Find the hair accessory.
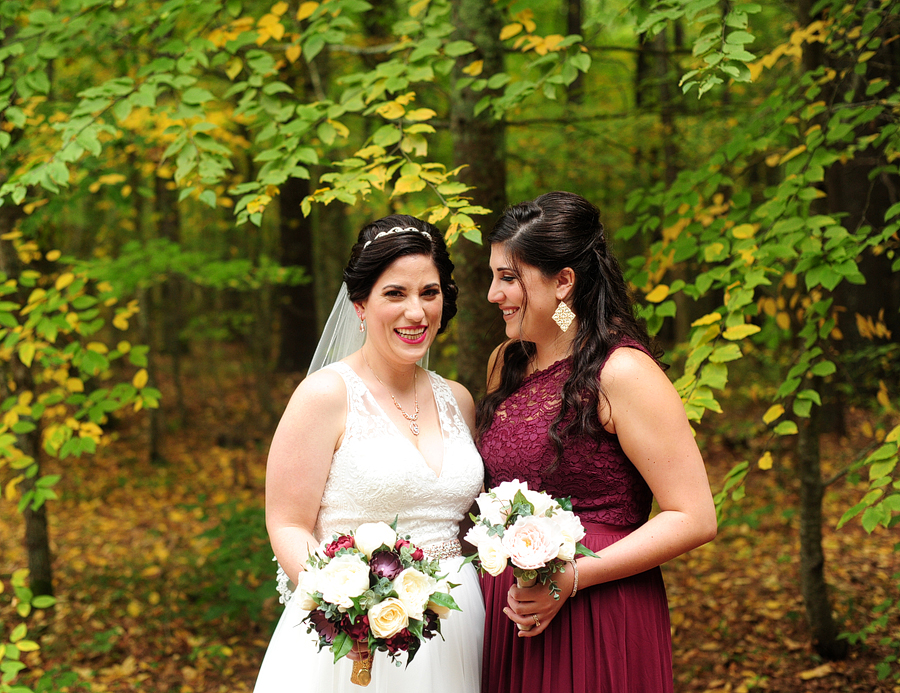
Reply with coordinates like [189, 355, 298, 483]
[552, 301, 576, 332]
[363, 226, 432, 250]
[362, 350, 420, 435]
[568, 559, 579, 598]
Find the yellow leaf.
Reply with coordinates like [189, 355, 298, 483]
[127, 600, 143, 617]
[117, 340, 131, 354]
[5, 475, 23, 501]
[409, 0, 429, 17]
[877, 384, 890, 409]
[18, 342, 36, 368]
[46, 249, 61, 262]
[296, 1, 318, 20]
[885, 424, 900, 443]
[645, 285, 669, 303]
[66, 378, 85, 393]
[731, 223, 756, 239]
[285, 44, 301, 63]
[543, 34, 564, 52]
[87, 342, 108, 354]
[405, 108, 436, 122]
[225, 58, 243, 80]
[393, 175, 426, 196]
[462, 60, 483, 76]
[799, 663, 833, 680]
[376, 102, 406, 120]
[765, 153, 781, 167]
[428, 206, 450, 224]
[758, 452, 774, 470]
[776, 312, 791, 330]
[691, 312, 722, 327]
[16, 640, 39, 652]
[271, 1, 288, 16]
[113, 314, 130, 330]
[858, 51, 875, 63]
[133, 369, 149, 390]
[778, 144, 807, 165]
[722, 324, 761, 341]
[763, 404, 784, 424]
[55, 273, 75, 291]
[500, 23, 523, 41]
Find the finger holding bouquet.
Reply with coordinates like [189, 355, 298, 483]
[464, 480, 598, 636]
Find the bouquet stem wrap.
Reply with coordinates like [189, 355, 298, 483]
[350, 651, 373, 687]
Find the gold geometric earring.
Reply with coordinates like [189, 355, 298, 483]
[551, 301, 576, 332]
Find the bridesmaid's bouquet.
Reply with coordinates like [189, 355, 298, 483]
[464, 480, 598, 600]
[296, 520, 460, 686]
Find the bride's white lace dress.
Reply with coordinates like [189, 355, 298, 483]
[253, 362, 485, 692]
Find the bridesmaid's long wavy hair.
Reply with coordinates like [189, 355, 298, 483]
[475, 191, 662, 466]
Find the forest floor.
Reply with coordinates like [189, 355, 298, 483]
[1, 354, 898, 693]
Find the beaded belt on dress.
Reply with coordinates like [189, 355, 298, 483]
[422, 538, 462, 560]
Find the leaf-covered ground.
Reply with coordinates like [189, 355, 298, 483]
[1, 358, 898, 692]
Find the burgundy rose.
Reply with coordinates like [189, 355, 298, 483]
[369, 550, 403, 580]
[395, 538, 425, 562]
[410, 546, 425, 561]
[342, 614, 370, 642]
[394, 538, 410, 551]
[324, 534, 355, 558]
[308, 609, 337, 645]
[385, 628, 415, 654]
[422, 610, 440, 640]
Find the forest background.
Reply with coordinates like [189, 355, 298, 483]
[0, 0, 898, 691]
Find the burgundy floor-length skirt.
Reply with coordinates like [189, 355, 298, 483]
[480, 522, 674, 693]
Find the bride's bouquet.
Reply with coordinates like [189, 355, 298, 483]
[464, 480, 597, 600]
[296, 520, 460, 686]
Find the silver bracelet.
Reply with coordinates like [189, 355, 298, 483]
[569, 559, 579, 598]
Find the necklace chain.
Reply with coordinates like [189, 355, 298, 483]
[361, 351, 420, 436]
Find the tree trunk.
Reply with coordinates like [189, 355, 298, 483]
[795, 386, 848, 660]
[0, 227, 53, 597]
[450, 0, 508, 397]
[276, 175, 317, 373]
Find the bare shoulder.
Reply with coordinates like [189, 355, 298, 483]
[283, 367, 347, 417]
[444, 377, 476, 431]
[602, 345, 663, 383]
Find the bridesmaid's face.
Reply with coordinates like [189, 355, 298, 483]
[356, 254, 443, 365]
[487, 244, 560, 345]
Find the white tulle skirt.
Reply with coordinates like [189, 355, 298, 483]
[253, 557, 484, 693]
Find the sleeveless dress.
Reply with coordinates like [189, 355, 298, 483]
[478, 345, 673, 693]
[254, 362, 485, 693]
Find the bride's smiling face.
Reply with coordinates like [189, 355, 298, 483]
[356, 254, 443, 365]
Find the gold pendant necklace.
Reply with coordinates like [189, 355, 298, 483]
[362, 351, 420, 435]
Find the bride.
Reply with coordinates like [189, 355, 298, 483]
[253, 215, 485, 692]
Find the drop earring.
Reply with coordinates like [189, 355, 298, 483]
[357, 312, 366, 333]
[552, 301, 575, 332]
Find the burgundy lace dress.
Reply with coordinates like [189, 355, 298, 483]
[478, 345, 673, 693]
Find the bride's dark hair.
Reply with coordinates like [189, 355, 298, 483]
[475, 191, 662, 464]
[344, 214, 458, 334]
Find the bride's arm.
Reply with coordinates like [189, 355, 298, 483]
[265, 368, 347, 585]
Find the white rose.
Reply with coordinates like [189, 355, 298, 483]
[354, 522, 397, 559]
[490, 480, 529, 504]
[477, 535, 510, 577]
[427, 578, 453, 619]
[474, 491, 507, 526]
[392, 568, 436, 621]
[318, 553, 370, 610]
[464, 523, 491, 549]
[368, 597, 409, 639]
[522, 488, 555, 517]
[295, 568, 320, 611]
[554, 509, 586, 561]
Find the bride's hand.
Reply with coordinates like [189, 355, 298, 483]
[347, 640, 370, 661]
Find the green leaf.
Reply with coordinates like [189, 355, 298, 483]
[774, 420, 798, 436]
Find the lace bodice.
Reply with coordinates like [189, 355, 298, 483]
[478, 344, 652, 526]
[277, 362, 483, 602]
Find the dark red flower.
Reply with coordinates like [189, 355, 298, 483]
[325, 534, 355, 558]
[369, 550, 403, 580]
[308, 609, 337, 645]
[385, 628, 415, 654]
[342, 614, 370, 642]
[395, 538, 410, 551]
[410, 546, 425, 561]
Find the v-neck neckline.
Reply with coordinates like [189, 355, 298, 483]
[344, 364, 446, 479]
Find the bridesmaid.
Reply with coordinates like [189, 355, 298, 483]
[476, 191, 717, 693]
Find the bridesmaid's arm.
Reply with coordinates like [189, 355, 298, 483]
[265, 368, 347, 586]
[507, 347, 717, 636]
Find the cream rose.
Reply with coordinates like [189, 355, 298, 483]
[477, 535, 510, 577]
[368, 597, 409, 639]
[318, 553, 370, 610]
[354, 521, 397, 559]
[392, 567, 436, 621]
[464, 523, 491, 549]
[522, 488, 555, 517]
[501, 515, 563, 571]
[295, 568, 320, 611]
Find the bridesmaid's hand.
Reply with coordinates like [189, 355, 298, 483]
[502, 567, 577, 638]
